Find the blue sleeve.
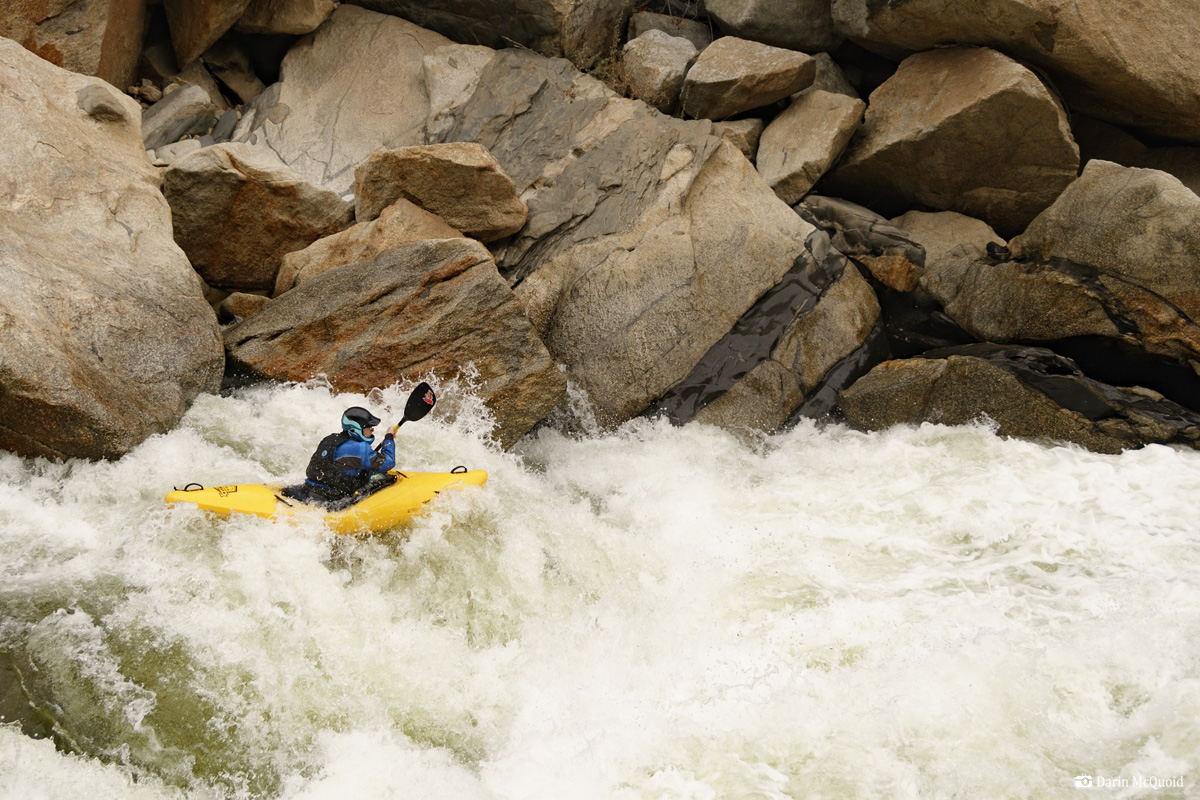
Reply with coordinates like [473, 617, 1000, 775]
[375, 436, 396, 473]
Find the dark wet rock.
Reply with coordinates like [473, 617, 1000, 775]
[838, 344, 1200, 454]
[347, 0, 637, 70]
[796, 196, 924, 292]
[830, 0, 1200, 144]
[649, 231, 882, 432]
[441, 50, 824, 428]
[819, 46, 1078, 237]
[224, 239, 566, 448]
[0, 39, 223, 461]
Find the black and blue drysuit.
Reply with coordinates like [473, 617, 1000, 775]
[298, 428, 396, 506]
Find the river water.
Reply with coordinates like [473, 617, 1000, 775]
[2, 380, 1198, 799]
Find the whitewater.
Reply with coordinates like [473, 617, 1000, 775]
[1, 379, 1197, 800]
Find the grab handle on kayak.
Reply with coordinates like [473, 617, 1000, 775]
[451, 466, 468, 474]
[174, 483, 205, 492]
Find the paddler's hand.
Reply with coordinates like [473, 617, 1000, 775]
[386, 423, 399, 440]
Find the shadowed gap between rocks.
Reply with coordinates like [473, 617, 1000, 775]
[643, 230, 847, 424]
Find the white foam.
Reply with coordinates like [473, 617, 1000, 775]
[1, 385, 1198, 798]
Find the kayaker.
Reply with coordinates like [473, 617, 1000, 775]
[289, 407, 397, 506]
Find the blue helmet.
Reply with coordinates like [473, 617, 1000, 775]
[341, 406, 380, 441]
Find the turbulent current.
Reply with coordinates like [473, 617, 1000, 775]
[2, 380, 1198, 799]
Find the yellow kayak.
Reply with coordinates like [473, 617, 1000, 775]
[164, 469, 488, 535]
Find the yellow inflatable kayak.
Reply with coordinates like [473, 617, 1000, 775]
[165, 469, 488, 535]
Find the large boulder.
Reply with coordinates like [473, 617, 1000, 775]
[838, 344, 1200, 454]
[705, 0, 841, 53]
[275, 199, 464, 295]
[0, 0, 145, 91]
[224, 239, 566, 448]
[925, 161, 1200, 370]
[346, 0, 638, 70]
[830, 0, 1200, 144]
[756, 88, 864, 205]
[353, 143, 528, 240]
[820, 46, 1079, 237]
[680, 36, 816, 121]
[162, 0, 253, 68]
[441, 50, 841, 427]
[164, 143, 355, 291]
[0, 39, 223, 460]
[248, 5, 455, 195]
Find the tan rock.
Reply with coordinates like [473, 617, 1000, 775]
[757, 89, 864, 205]
[0, 0, 145, 92]
[163, 0, 253, 68]
[354, 143, 527, 241]
[620, 30, 697, 115]
[275, 200, 464, 295]
[821, 46, 1079, 237]
[892, 210, 1005, 276]
[225, 239, 566, 448]
[830, 0, 1200, 144]
[838, 345, 1200, 454]
[680, 37, 816, 121]
[252, 5, 453, 194]
[164, 143, 354, 291]
[0, 38, 223, 460]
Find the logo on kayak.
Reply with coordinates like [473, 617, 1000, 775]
[215, 485, 238, 497]
[423, 390, 434, 405]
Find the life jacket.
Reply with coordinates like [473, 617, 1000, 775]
[305, 431, 368, 495]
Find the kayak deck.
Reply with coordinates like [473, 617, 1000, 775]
[165, 469, 488, 534]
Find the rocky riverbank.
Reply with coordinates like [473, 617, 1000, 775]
[4, 0, 1200, 459]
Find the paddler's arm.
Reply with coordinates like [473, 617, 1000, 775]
[369, 428, 397, 472]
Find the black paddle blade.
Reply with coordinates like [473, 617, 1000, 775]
[403, 382, 437, 423]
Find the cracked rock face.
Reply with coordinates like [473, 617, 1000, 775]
[838, 344, 1200, 454]
[441, 50, 823, 427]
[250, 5, 454, 195]
[0, 39, 223, 460]
[224, 238, 565, 448]
[820, 46, 1079, 237]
